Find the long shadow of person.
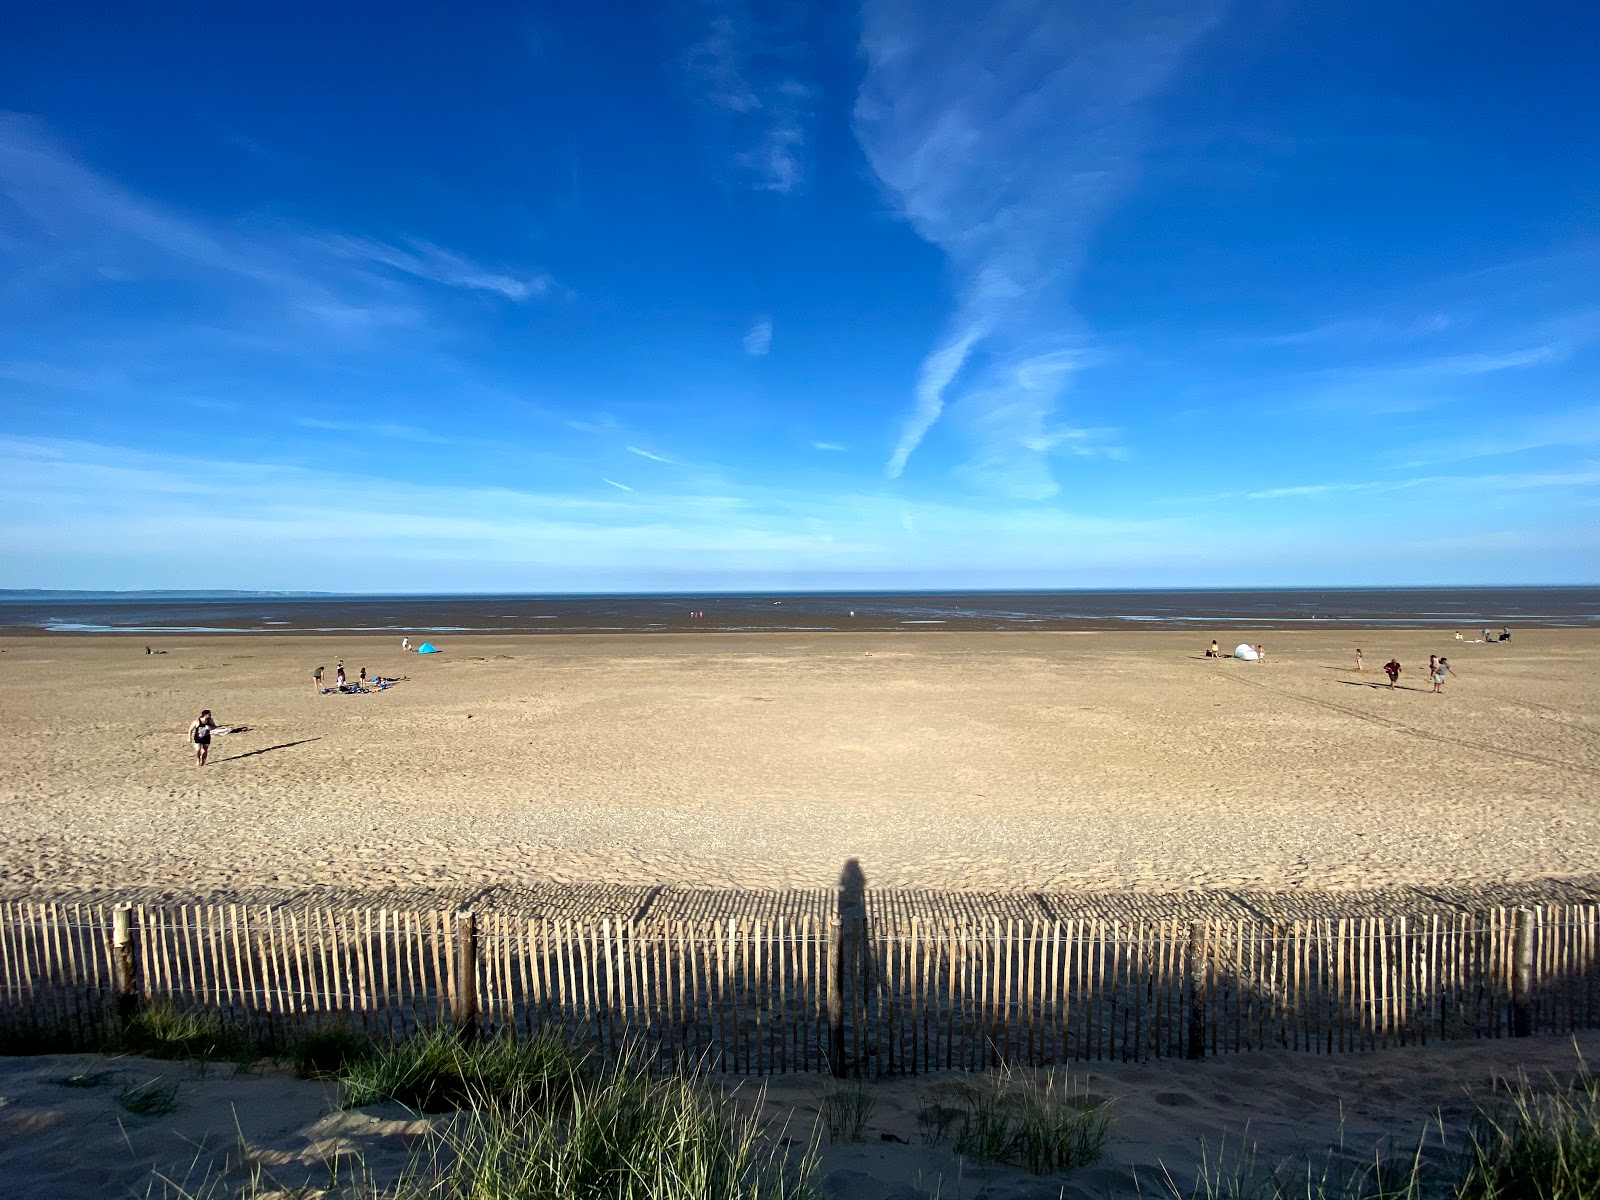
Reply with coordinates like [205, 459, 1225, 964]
[838, 857, 867, 924]
[836, 858, 874, 1070]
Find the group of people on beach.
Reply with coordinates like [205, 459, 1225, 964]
[1205, 640, 1265, 660]
[1357, 648, 1456, 693]
[313, 658, 398, 694]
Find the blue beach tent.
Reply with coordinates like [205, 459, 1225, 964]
[417, 642, 440, 654]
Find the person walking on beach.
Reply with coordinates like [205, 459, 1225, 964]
[313, 665, 324, 692]
[1432, 657, 1455, 694]
[188, 710, 217, 766]
[1384, 658, 1401, 689]
[1354, 648, 1363, 671]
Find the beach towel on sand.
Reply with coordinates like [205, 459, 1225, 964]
[417, 642, 440, 654]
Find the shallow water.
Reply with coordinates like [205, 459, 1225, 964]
[1, 586, 1595, 634]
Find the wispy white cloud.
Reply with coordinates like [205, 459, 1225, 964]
[296, 417, 454, 445]
[626, 445, 679, 464]
[1398, 405, 1600, 467]
[811, 441, 846, 452]
[0, 111, 552, 336]
[680, 2, 813, 195]
[306, 234, 556, 302]
[854, 1, 1216, 489]
[743, 316, 773, 356]
[1231, 466, 1600, 502]
[1294, 343, 1568, 415]
[6, 434, 1595, 589]
[601, 478, 634, 491]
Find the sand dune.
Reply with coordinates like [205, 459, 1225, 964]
[0, 630, 1595, 899]
[2, 1033, 1595, 1198]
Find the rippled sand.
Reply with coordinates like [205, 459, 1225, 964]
[1, 629, 1596, 899]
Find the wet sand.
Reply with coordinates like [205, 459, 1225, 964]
[0, 630, 1596, 899]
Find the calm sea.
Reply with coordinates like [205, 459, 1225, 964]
[1, 588, 1596, 635]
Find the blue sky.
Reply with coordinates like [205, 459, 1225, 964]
[2, 0, 1597, 591]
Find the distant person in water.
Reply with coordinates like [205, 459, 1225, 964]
[189, 710, 217, 766]
[1383, 658, 1401, 689]
[1354, 648, 1363, 671]
[313, 665, 324, 692]
[1432, 657, 1455, 694]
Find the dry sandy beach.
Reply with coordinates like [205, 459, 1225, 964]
[0, 630, 1597, 900]
[3, 1033, 1595, 1199]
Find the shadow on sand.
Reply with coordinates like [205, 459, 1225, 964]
[221, 737, 322, 762]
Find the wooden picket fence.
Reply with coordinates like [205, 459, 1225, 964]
[3, 900, 1598, 1073]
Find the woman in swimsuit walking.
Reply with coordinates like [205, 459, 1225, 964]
[189, 710, 217, 766]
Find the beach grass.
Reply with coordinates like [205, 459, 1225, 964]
[1163, 1063, 1600, 1200]
[818, 1078, 876, 1143]
[338, 1024, 589, 1111]
[133, 1027, 816, 1200]
[1459, 1064, 1600, 1199]
[117, 1075, 180, 1117]
[918, 1067, 1111, 1175]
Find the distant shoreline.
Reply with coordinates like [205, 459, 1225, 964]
[1, 585, 1593, 635]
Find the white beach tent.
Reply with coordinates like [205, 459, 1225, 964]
[1234, 643, 1260, 660]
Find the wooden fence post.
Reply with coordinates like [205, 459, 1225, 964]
[827, 915, 845, 1075]
[1185, 921, 1206, 1060]
[112, 904, 139, 1022]
[1511, 908, 1534, 1038]
[454, 911, 478, 1041]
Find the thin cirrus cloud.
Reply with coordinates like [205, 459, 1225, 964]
[853, 0, 1216, 496]
[811, 441, 846, 452]
[601, 478, 634, 491]
[680, 1, 813, 195]
[0, 111, 554, 330]
[296, 417, 455, 445]
[743, 317, 773, 356]
[626, 445, 679, 464]
[306, 234, 556, 303]
[4, 434, 1592, 588]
